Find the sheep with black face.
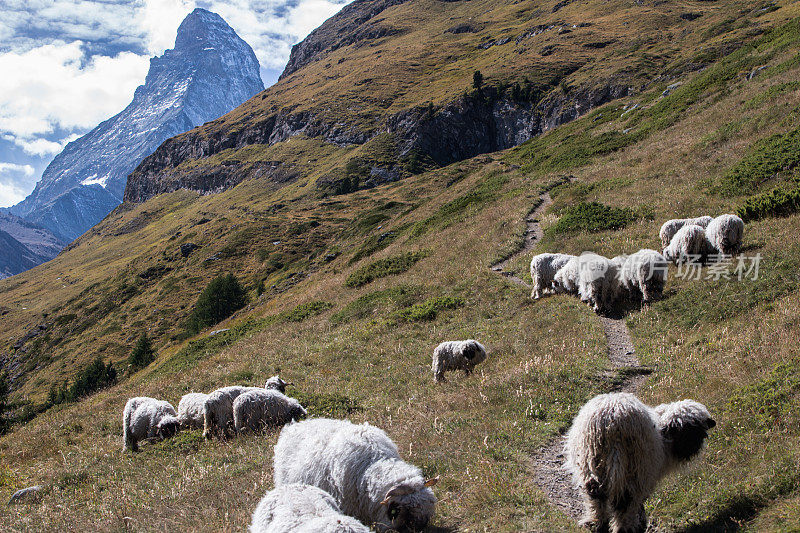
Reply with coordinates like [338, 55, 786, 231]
[431, 339, 487, 382]
[123, 397, 180, 452]
[273, 418, 438, 533]
[564, 392, 715, 533]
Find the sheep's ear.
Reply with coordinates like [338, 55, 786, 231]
[423, 476, 439, 487]
[381, 484, 416, 504]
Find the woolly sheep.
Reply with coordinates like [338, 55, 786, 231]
[274, 418, 438, 533]
[431, 339, 487, 382]
[233, 389, 307, 433]
[659, 216, 713, 248]
[565, 392, 715, 533]
[620, 249, 669, 303]
[203, 385, 261, 439]
[249, 483, 370, 533]
[577, 253, 620, 313]
[529, 253, 575, 299]
[177, 392, 208, 429]
[123, 397, 180, 452]
[662, 224, 709, 264]
[265, 375, 292, 394]
[705, 214, 744, 256]
[553, 256, 580, 295]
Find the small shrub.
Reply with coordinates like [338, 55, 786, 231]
[726, 358, 800, 430]
[717, 127, 800, 196]
[128, 332, 156, 370]
[394, 296, 463, 321]
[549, 202, 636, 234]
[186, 273, 248, 333]
[48, 357, 117, 406]
[281, 301, 333, 322]
[737, 186, 800, 222]
[331, 285, 422, 324]
[473, 70, 484, 89]
[294, 391, 361, 418]
[345, 251, 428, 288]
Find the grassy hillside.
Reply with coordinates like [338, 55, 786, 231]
[3, 0, 800, 531]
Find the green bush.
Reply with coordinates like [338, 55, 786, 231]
[717, 127, 800, 196]
[281, 301, 333, 322]
[737, 186, 800, 222]
[128, 332, 156, 370]
[345, 251, 428, 288]
[394, 296, 463, 321]
[49, 357, 117, 406]
[726, 358, 800, 430]
[331, 286, 422, 324]
[186, 273, 248, 333]
[548, 202, 636, 234]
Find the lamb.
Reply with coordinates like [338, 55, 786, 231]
[530, 253, 575, 299]
[565, 392, 716, 533]
[249, 483, 370, 533]
[176, 392, 208, 430]
[662, 224, 709, 264]
[274, 418, 438, 533]
[705, 214, 744, 256]
[233, 389, 307, 433]
[659, 216, 713, 248]
[620, 249, 669, 303]
[123, 397, 180, 452]
[203, 385, 261, 439]
[577, 253, 620, 314]
[553, 256, 581, 295]
[265, 375, 292, 393]
[431, 339, 487, 382]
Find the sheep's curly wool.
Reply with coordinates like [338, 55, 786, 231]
[659, 216, 713, 248]
[705, 214, 744, 256]
[123, 397, 179, 452]
[203, 385, 261, 439]
[620, 249, 668, 303]
[529, 253, 575, 299]
[565, 393, 715, 533]
[273, 418, 437, 533]
[663, 224, 709, 263]
[553, 256, 581, 295]
[431, 339, 487, 382]
[233, 389, 306, 433]
[176, 392, 208, 429]
[577, 253, 620, 313]
[249, 484, 370, 533]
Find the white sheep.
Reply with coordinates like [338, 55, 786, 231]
[123, 397, 180, 452]
[577, 253, 620, 314]
[620, 249, 669, 303]
[176, 392, 208, 430]
[265, 375, 292, 393]
[203, 385, 261, 439]
[530, 253, 575, 299]
[431, 339, 487, 382]
[274, 418, 438, 533]
[705, 214, 744, 256]
[250, 483, 370, 533]
[565, 392, 715, 533]
[233, 389, 307, 433]
[553, 256, 581, 295]
[659, 216, 713, 248]
[662, 224, 709, 264]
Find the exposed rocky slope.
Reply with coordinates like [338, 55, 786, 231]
[11, 8, 264, 243]
[0, 212, 64, 279]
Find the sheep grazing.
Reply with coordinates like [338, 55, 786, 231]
[659, 216, 713, 249]
[123, 397, 180, 452]
[250, 484, 370, 533]
[274, 418, 438, 533]
[662, 224, 709, 264]
[565, 392, 715, 533]
[265, 375, 292, 394]
[553, 256, 581, 296]
[577, 253, 620, 314]
[203, 385, 261, 439]
[176, 392, 208, 430]
[705, 214, 744, 256]
[233, 389, 307, 433]
[530, 253, 575, 299]
[620, 249, 669, 303]
[431, 339, 487, 382]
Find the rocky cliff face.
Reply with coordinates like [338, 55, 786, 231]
[0, 212, 64, 279]
[11, 8, 264, 243]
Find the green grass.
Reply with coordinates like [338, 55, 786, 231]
[330, 285, 422, 324]
[393, 296, 463, 321]
[345, 250, 428, 288]
[717, 126, 800, 196]
[738, 185, 800, 222]
[726, 358, 800, 431]
[548, 201, 637, 234]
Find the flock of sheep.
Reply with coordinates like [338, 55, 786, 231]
[530, 213, 744, 314]
[115, 213, 740, 532]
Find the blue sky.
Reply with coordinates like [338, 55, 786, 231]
[0, 0, 352, 208]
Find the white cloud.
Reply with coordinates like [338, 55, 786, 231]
[7, 133, 80, 157]
[0, 42, 149, 138]
[0, 163, 35, 207]
[137, 0, 196, 55]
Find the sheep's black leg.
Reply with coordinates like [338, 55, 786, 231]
[611, 492, 647, 533]
[580, 480, 609, 532]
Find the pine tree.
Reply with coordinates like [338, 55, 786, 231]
[129, 332, 156, 370]
[472, 70, 484, 90]
[187, 273, 248, 333]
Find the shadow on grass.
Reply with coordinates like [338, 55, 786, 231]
[427, 526, 459, 533]
[673, 494, 762, 533]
